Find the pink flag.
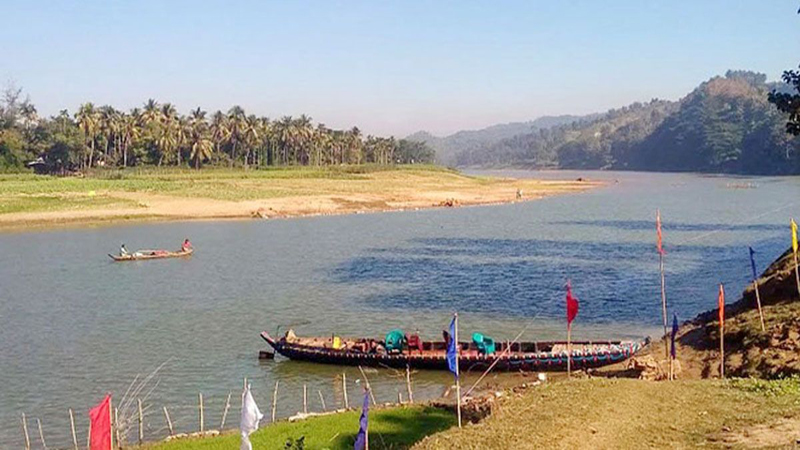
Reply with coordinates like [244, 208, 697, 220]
[89, 395, 111, 450]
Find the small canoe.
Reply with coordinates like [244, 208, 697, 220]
[260, 331, 649, 372]
[108, 248, 193, 261]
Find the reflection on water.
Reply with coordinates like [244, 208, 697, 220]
[0, 170, 798, 447]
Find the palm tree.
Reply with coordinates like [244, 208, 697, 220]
[226, 106, 246, 166]
[75, 103, 99, 169]
[210, 111, 229, 165]
[189, 108, 213, 169]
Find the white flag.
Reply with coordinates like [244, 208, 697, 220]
[240, 384, 264, 450]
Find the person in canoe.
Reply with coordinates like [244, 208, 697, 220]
[181, 238, 193, 253]
[120, 244, 129, 257]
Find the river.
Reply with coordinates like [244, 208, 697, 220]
[0, 170, 797, 447]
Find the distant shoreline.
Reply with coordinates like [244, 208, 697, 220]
[0, 167, 602, 232]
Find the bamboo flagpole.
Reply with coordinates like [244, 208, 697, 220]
[446, 313, 462, 428]
[718, 284, 726, 379]
[566, 280, 579, 378]
[657, 210, 669, 361]
[749, 247, 765, 332]
[792, 219, 799, 299]
[454, 313, 462, 429]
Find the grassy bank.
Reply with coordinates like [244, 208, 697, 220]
[415, 377, 800, 449]
[0, 164, 597, 229]
[147, 405, 455, 450]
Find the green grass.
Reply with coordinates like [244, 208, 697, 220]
[0, 165, 458, 202]
[0, 193, 141, 214]
[415, 378, 800, 449]
[147, 405, 455, 450]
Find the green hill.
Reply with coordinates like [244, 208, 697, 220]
[453, 71, 800, 174]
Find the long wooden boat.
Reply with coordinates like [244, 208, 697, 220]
[260, 331, 649, 372]
[108, 248, 193, 261]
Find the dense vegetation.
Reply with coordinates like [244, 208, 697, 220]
[421, 71, 800, 174]
[0, 88, 435, 172]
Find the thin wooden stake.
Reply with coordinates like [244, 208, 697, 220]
[357, 366, 377, 406]
[753, 280, 765, 332]
[454, 312, 462, 429]
[86, 421, 91, 450]
[220, 391, 232, 429]
[114, 407, 120, 449]
[567, 322, 572, 378]
[659, 251, 669, 361]
[342, 373, 349, 409]
[69, 409, 78, 450]
[137, 399, 143, 445]
[162, 406, 174, 436]
[318, 390, 326, 411]
[405, 364, 414, 404]
[794, 250, 800, 300]
[199, 393, 204, 432]
[37, 418, 47, 449]
[271, 381, 279, 423]
[303, 385, 308, 414]
[21, 413, 30, 450]
[397, 392, 403, 404]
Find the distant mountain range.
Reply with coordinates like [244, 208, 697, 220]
[406, 115, 589, 165]
[407, 70, 800, 175]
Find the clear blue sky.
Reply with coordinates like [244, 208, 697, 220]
[1, 1, 798, 136]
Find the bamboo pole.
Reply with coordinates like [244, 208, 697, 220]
[271, 381, 279, 423]
[397, 392, 403, 404]
[720, 316, 725, 380]
[114, 407, 120, 449]
[405, 364, 414, 404]
[198, 393, 204, 432]
[220, 391, 232, 429]
[753, 280, 765, 332]
[37, 418, 47, 449]
[357, 366, 377, 406]
[794, 250, 800, 299]
[318, 390, 326, 412]
[137, 399, 143, 445]
[342, 373, 349, 409]
[86, 421, 91, 450]
[659, 252, 669, 361]
[21, 413, 31, 450]
[567, 322, 572, 378]
[303, 385, 308, 414]
[454, 313, 462, 429]
[162, 406, 174, 436]
[69, 409, 78, 450]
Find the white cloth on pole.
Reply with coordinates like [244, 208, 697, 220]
[240, 384, 263, 450]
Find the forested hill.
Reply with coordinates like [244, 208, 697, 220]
[440, 71, 800, 175]
[406, 115, 587, 165]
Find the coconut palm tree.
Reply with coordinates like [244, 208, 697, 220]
[75, 103, 99, 169]
[189, 108, 213, 169]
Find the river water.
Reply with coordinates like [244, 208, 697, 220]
[0, 170, 798, 447]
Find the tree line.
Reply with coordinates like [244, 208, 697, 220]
[0, 88, 435, 172]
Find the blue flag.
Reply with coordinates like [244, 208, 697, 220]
[671, 313, 678, 359]
[354, 389, 369, 450]
[446, 316, 458, 379]
[749, 247, 758, 280]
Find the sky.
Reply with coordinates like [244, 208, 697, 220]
[1, 1, 799, 137]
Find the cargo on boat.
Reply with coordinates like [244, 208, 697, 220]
[260, 330, 649, 372]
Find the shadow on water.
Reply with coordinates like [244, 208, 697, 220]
[332, 230, 788, 326]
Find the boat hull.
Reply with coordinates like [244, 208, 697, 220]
[260, 332, 649, 372]
[108, 248, 193, 261]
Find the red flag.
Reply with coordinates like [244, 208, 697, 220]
[718, 284, 725, 325]
[566, 280, 579, 324]
[89, 395, 111, 450]
[656, 210, 665, 255]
